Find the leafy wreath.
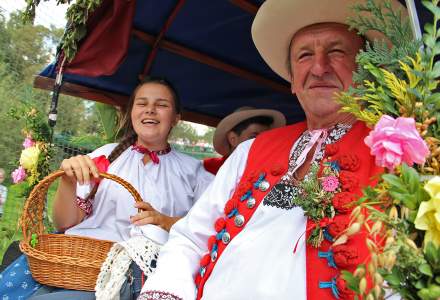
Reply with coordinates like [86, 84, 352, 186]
[23, 0, 103, 61]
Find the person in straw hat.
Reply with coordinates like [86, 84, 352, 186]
[139, 1, 407, 299]
[203, 106, 286, 175]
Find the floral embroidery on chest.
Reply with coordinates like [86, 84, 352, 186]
[263, 123, 353, 212]
[194, 123, 368, 300]
[261, 123, 365, 249]
[297, 142, 362, 248]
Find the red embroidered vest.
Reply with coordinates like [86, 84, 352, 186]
[195, 121, 383, 300]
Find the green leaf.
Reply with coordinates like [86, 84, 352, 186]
[434, 42, 440, 56]
[96, 102, 119, 142]
[419, 263, 434, 277]
[415, 188, 430, 207]
[423, 1, 440, 19]
[424, 33, 436, 49]
[382, 267, 404, 286]
[435, 276, 440, 284]
[388, 191, 417, 209]
[408, 210, 418, 223]
[415, 279, 427, 289]
[425, 242, 440, 265]
[382, 174, 407, 192]
[432, 61, 440, 79]
[400, 194, 418, 210]
[341, 270, 360, 293]
[384, 271, 401, 286]
[418, 285, 440, 300]
[401, 163, 420, 193]
[425, 93, 440, 107]
[425, 23, 434, 36]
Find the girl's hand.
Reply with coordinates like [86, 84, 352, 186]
[60, 155, 99, 185]
[130, 202, 181, 232]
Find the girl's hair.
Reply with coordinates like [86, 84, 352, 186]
[87, 77, 180, 200]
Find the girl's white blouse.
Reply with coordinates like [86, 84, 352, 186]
[65, 143, 214, 242]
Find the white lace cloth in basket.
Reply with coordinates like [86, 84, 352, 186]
[95, 225, 167, 300]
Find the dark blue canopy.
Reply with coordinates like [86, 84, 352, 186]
[36, 0, 430, 126]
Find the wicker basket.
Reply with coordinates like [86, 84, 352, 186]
[19, 170, 143, 291]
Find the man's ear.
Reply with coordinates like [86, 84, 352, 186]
[227, 131, 238, 149]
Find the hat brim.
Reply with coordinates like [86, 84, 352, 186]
[251, 0, 407, 82]
[214, 109, 286, 156]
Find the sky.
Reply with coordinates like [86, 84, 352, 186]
[0, 0, 67, 29]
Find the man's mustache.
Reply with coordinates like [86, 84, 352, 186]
[305, 75, 341, 89]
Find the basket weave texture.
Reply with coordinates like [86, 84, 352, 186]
[19, 170, 143, 291]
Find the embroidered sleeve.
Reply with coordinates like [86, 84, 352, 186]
[137, 291, 183, 300]
[75, 196, 93, 215]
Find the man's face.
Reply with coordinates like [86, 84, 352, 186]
[290, 23, 363, 120]
[227, 123, 270, 152]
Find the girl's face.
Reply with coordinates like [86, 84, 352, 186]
[131, 83, 180, 149]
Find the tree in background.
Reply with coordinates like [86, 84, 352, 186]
[170, 121, 200, 144]
[0, 11, 105, 184]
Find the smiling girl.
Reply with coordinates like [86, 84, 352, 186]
[29, 77, 214, 300]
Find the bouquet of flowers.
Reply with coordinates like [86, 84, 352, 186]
[336, 0, 440, 299]
[10, 106, 52, 194]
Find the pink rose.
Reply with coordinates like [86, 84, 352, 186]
[11, 166, 26, 183]
[22, 137, 35, 149]
[364, 115, 429, 170]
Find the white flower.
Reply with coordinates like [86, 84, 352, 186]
[5, 281, 13, 288]
[21, 282, 28, 289]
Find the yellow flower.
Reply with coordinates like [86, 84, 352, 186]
[19, 146, 41, 171]
[415, 176, 440, 247]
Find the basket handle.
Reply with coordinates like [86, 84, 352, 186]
[20, 170, 143, 242]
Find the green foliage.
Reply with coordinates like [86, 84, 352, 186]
[331, 1, 440, 298]
[382, 164, 429, 210]
[339, 0, 430, 124]
[0, 11, 64, 181]
[425, 242, 440, 273]
[201, 127, 215, 144]
[341, 269, 361, 293]
[348, 0, 421, 81]
[0, 181, 58, 261]
[170, 121, 200, 144]
[295, 163, 336, 247]
[381, 240, 429, 300]
[95, 102, 119, 142]
[23, 0, 103, 61]
[418, 285, 440, 300]
[69, 135, 105, 150]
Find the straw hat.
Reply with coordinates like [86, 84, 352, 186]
[213, 107, 286, 156]
[251, 0, 407, 81]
